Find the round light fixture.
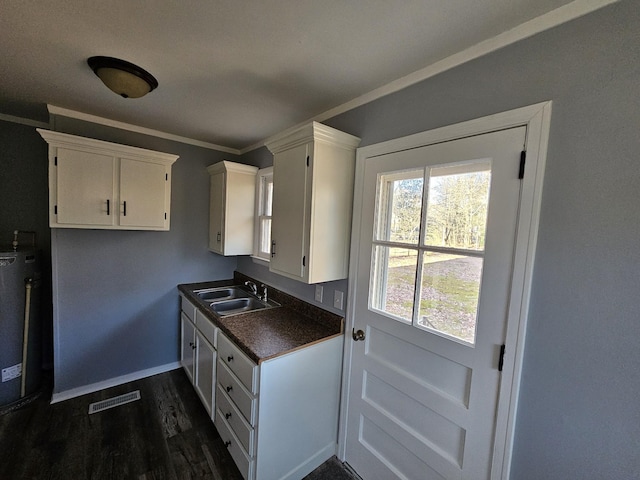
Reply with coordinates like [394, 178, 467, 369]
[87, 56, 158, 99]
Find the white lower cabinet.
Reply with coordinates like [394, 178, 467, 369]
[180, 294, 218, 418]
[180, 313, 196, 382]
[195, 330, 216, 415]
[215, 332, 343, 480]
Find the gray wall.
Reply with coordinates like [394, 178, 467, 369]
[48, 116, 239, 394]
[310, 2, 638, 478]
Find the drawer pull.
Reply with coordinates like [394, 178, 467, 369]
[226, 385, 233, 393]
[224, 440, 231, 448]
[225, 412, 232, 419]
[227, 355, 234, 362]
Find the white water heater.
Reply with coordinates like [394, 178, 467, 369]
[0, 247, 42, 407]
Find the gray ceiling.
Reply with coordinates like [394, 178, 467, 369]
[1, 0, 587, 151]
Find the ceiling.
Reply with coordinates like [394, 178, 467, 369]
[0, 0, 597, 152]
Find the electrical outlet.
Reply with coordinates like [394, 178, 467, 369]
[334, 290, 344, 310]
[315, 285, 324, 302]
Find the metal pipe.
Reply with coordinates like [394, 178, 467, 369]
[20, 278, 33, 398]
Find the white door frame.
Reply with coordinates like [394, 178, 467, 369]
[338, 101, 552, 480]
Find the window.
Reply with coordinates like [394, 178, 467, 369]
[370, 160, 491, 344]
[253, 167, 273, 261]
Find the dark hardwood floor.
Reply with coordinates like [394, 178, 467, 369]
[0, 369, 358, 480]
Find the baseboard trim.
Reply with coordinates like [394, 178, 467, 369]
[50, 362, 181, 404]
[280, 442, 337, 480]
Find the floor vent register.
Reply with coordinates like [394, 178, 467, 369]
[88, 390, 141, 414]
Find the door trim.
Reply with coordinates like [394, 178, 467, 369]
[338, 101, 552, 480]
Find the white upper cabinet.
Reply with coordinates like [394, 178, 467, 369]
[38, 129, 178, 231]
[207, 161, 258, 256]
[266, 122, 360, 284]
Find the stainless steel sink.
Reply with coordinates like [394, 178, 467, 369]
[195, 286, 250, 302]
[194, 285, 280, 317]
[209, 297, 267, 316]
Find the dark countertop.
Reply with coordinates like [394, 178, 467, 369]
[178, 274, 344, 364]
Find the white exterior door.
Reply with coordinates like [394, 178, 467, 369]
[344, 126, 527, 480]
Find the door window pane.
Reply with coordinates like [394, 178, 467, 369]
[424, 162, 491, 250]
[369, 161, 491, 345]
[375, 171, 424, 244]
[371, 246, 417, 323]
[417, 253, 483, 343]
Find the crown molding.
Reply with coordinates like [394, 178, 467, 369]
[37, 128, 179, 164]
[241, 0, 619, 154]
[47, 105, 240, 155]
[0, 113, 49, 129]
[265, 121, 360, 154]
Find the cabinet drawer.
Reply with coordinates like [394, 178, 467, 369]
[180, 295, 197, 323]
[217, 360, 257, 426]
[218, 333, 258, 393]
[216, 384, 254, 456]
[195, 309, 217, 348]
[215, 409, 253, 480]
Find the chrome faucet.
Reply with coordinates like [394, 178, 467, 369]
[244, 280, 268, 301]
[244, 281, 258, 295]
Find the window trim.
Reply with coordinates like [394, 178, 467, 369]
[252, 166, 273, 262]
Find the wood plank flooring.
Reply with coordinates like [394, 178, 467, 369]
[0, 369, 358, 480]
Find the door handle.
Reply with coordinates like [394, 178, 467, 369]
[352, 328, 366, 342]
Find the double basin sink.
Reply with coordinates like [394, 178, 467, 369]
[194, 285, 280, 317]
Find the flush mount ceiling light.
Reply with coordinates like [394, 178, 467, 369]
[87, 56, 158, 99]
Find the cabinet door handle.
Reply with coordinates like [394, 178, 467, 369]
[123, 201, 127, 216]
[106, 199, 110, 215]
[227, 355, 233, 362]
[225, 412, 232, 419]
[217, 232, 221, 242]
[271, 240, 276, 258]
[226, 385, 233, 393]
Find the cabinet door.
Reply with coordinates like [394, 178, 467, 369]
[119, 158, 168, 228]
[270, 143, 309, 280]
[180, 313, 196, 382]
[55, 148, 115, 226]
[209, 171, 225, 254]
[195, 331, 216, 416]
